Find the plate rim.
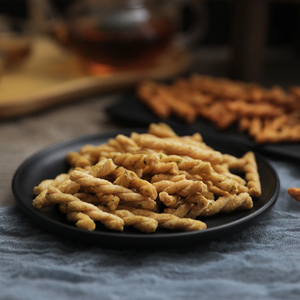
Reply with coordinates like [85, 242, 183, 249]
[12, 128, 280, 248]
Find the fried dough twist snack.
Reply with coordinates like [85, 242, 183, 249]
[131, 133, 223, 164]
[46, 186, 124, 231]
[136, 74, 300, 144]
[32, 123, 261, 234]
[288, 187, 300, 202]
[70, 170, 154, 203]
[118, 206, 207, 231]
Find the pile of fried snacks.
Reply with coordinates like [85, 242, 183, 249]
[137, 74, 300, 144]
[32, 123, 262, 233]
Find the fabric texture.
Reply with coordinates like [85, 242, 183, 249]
[1, 158, 300, 300]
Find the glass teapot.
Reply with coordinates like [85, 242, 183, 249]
[44, 0, 206, 70]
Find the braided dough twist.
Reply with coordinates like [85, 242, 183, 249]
[118, 206, 207, 231]
[70, 170, 154, 203]
[131, 133, 223, 164]
[46, 186, 124, 231]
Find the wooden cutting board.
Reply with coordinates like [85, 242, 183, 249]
[0, 37, 191, 119]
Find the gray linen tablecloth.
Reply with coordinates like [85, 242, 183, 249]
[1, 94, 300, 300]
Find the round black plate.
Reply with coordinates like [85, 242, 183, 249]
[12, 128, 280, 249]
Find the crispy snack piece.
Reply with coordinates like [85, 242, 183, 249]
[113, 170, 157, 199]
[153, 179, 207, 197]
[131, 133, 223, 164]
[186, 192, 253, 219]
[66, 152, 93, 168]
[159, 192, 182, 206]
[287, 187, 300, 202]
[33, 173, 70, 195]
[33, 177, 80, 210]
[66, 212, 96, 231]
[118, 206, 207, 231]
[102, 152, 159, 170]
[226, 100, 284, 118]
[98, 206, 158, 233]
[197, 101, 237, 130]
[170, 202, 192, 218]
[148, 122, 178, 138]
[46, 186, 124, 231]
[243, 152, 262, 197]
[136, 75, 300, 145]
[88, 158, 117, 178]
[137, 80, 171, 118]
[143, 162, 179, 175]
[96, 194, 120, 211]
[159, 154, 212, 175]
[70, 170, 154, 203]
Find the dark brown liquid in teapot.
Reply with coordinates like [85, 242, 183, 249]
[58, 14, 173, 69]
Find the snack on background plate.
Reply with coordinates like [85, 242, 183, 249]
[136, 74, 300, 144]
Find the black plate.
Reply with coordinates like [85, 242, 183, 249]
[12, 128, 280, 249]
[106, 93, 300, 162]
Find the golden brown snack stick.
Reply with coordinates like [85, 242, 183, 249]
[238, 117, 251, 132]
[197, 101, 237, 130]
[226, 100, 284, 118]
[148, 123, 178, 138]
[248, 117, 263, 140]
[243, 152, 262, 197]
[142, 162, 179, 175]
[255, 122, 300, 144]
[88, 158, 117, 178]
[151, 174, 186, 183]
[66, 212, 96, 231]
[205, 181, 231, 197]
[156, 85, 197, 123]
[153, 179, 207, 197]
[222, 154, 247, 171]
[115, 134, 140, 152]
[33, 179, 54, 195]
[159, 154, 212, 175]
[118, 206, 207, 231]
[118, 199, 157, 210]
[33, 173, 69, 195]
[131, 133, 223, 164]
[171, 202, 192, 218]
[73, 193, 100, 204]
[213, 164, 246, 185]
[101, 152, 159, 170]
[98, 206, 158, 233]
[46, 186, 124, 231]
[57, 179, 81, 194]
[161, 136, 207, 149]
[32, 189, 50, 210]
[201, 171, 245, 194]
[69, 170, 153, 202]
[33, 177, 80, 209]
[113, 170, 157, 199]
[158, 192, 182, 206]
[137, 80, 171, 118]
[66, 152, 92, 168]
[186, 192, 253, 219]
[287, 187, 300, 202]
[96, 194, 120, 211]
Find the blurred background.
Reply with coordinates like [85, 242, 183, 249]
[1, 0, 300, 88]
